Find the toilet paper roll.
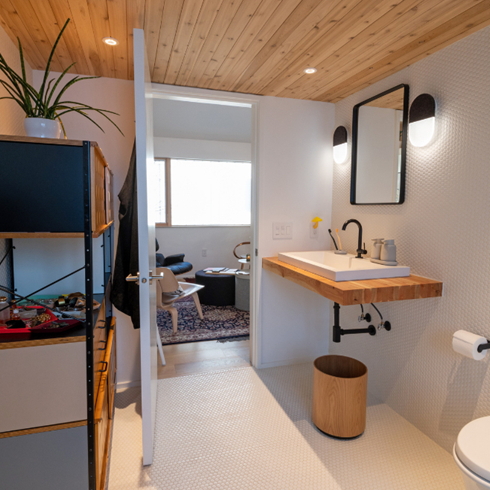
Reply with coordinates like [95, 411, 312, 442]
[452, 330, 488, 361]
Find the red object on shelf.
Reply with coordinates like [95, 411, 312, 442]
[0, 306, 83, 342]
[0, 325, 31, 342]
[24, 306, 58, 329]
[30, 318, 82, 335]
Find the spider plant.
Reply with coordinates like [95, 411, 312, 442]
[0, 18, 123, 137]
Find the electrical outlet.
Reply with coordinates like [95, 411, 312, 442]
[273, 222, 293, 240]
[202, 249, 207, 257]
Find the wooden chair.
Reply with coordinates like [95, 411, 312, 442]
[155, 267, 204, 334]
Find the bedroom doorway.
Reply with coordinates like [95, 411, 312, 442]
[150, 88, 258, 372]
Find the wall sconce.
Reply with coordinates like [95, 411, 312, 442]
[333, 126, 348, 164]
[409, 94, 436, 147]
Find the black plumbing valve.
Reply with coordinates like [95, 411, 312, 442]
[378, 321, 391, 331]
[358, 313, 371, 323]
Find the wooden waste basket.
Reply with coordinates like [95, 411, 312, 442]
[313, 355, 368, 438]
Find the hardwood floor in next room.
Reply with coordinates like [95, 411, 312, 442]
[157, 339, 250, 379]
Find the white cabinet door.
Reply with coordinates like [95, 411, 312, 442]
[133, 28, 158, 466]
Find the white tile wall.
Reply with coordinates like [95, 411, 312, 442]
[330, 25, 490, 452]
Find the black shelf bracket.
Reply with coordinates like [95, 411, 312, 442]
[332, 302, 377, 343]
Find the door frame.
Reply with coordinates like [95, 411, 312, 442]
[151, 84, 260, 367]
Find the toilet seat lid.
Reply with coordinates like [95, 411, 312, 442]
[456, 416, 490, 482]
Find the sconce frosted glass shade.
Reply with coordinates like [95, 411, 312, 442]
[333, 126, 348, 164]
[333, 142, 348, 164]
[409, 117, 435, 147]
[409, 93, 436, 147]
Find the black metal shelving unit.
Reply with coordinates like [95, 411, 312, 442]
[0, 136, 114, 490]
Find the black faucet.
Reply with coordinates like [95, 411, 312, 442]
[342, 219, 367, 259]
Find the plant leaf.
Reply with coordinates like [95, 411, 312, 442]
[56, 107, 107, 133]
[50, 75, 100, 109]
[0, 80, 28, 112]
[17, 38, 33, 115]
[55, 102, 124, 135]
[38, 18, 70, 106]
[54, 112, 67, 138]
[56, 100, 120, 115]
[44, 62, 77, 108]
[0, 56, 40, 116]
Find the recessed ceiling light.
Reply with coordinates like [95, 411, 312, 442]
[103, 37, 119, 46]
[304, 67, 317, 74]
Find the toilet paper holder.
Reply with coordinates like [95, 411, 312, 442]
[477, 340, 490, 353]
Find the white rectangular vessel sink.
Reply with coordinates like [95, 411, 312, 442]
[277, 250, 410, 282]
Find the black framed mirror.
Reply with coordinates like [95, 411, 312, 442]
[350, 84, 409, 205]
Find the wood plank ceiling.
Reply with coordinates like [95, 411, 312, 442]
[0, 0, 489, 102]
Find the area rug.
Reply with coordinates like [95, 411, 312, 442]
[157, 298, 249, 345]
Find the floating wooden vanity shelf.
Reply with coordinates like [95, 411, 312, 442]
[263, 257, 443, 306]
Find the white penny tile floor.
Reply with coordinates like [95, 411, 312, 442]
[107, 363, 464, 490]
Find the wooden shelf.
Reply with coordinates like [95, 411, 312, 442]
[93, 221, 114, 238]
[263, 256, 443, 306]
[0, 334, 86, 350]
[0, 135, 84, 147]
[0, 420, 87, 439]
[0, 293, 106, 349]
[0, 221, 114, 239]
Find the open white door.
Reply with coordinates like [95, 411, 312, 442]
[133, 28, 158, 466]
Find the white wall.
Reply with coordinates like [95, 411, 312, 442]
[153, 98, 251, 142]
[156, 226, 251, 274]
[256, 96, 334, 367]
[331, 25, 490, 452]
[13, 237, 104, 297]
[154, 137, 251, 161]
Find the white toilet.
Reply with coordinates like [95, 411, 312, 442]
[453, 416, 490, 489]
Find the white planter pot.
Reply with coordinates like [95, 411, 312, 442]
[24, 118, 61, 139]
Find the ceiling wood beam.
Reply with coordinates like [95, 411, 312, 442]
[86, 0, 116, 78]
[174, 0, 224, 86]
[195, 0, 262, 87]
[107, 0, 129, 80]
[65, 0, 103, 76]
[0, 0, 489, 102]
[230, 0, 327, 92]
[231, 0, 360, 95]
[278, 0, 481, 100]
[319, 0, 490, 102]
[27, 0, 75, 73]
[259, 0, 415, 98]
[9, 0, 64, 73]
[151, 0, 185, 83]
[208, 0, 304, 92]
[144, 0, 165, 79]
[47, 0, 93, 75]
[183, 0, 244, 88]
[163, 0, 205, 85]
[126, 0, 146, 80]
[0, 0, 48, 70]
